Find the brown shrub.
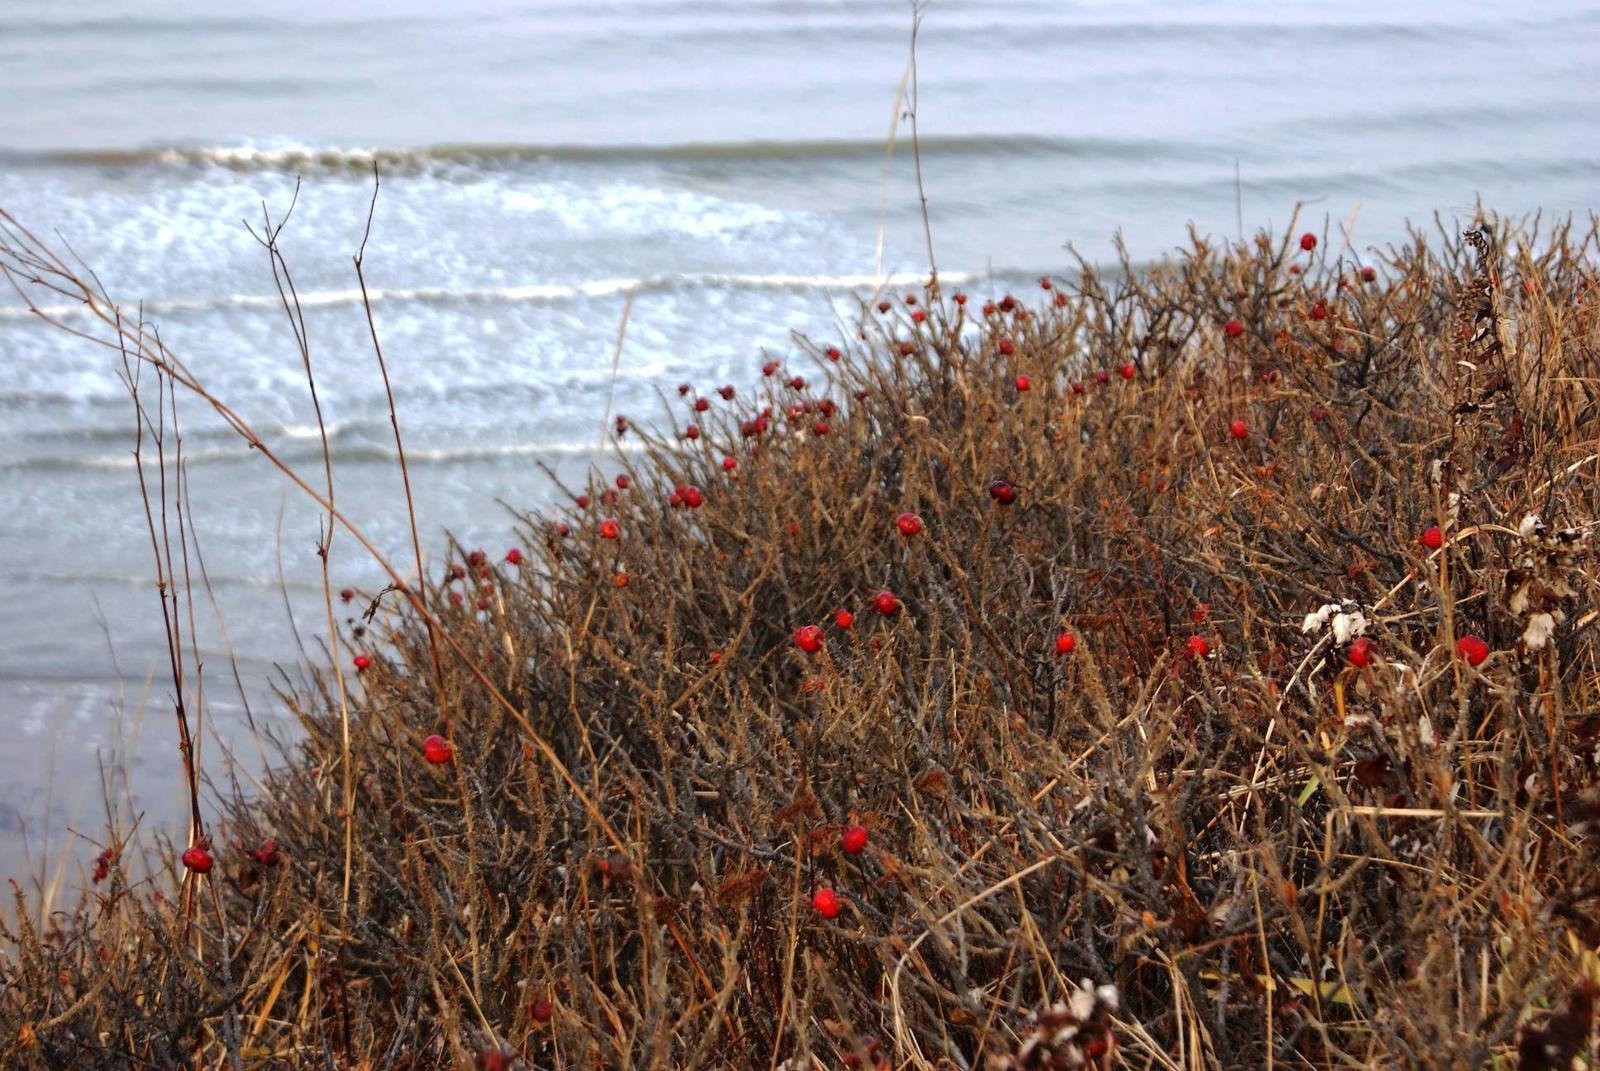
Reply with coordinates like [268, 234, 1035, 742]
[3, 210, 1600, 1069]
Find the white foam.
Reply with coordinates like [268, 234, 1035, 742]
[1, 436, 649, 474]
[0, 269, 990, 322]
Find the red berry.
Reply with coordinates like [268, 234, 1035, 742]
[1015, 374, 1031, 392]
[722, 456, 737, 472]
[1192, 603, 1209, 622]
[911, 309, 926, 323]
[353, 654, 372, 671]
[576, 494, 590, 509]
[811, 421, 829, 436]
[1119, 362, 1136, 380]
[1347, 636, 1377, 668]
[478, 1048, 515, 1071]
[718, 384, 735, 400]
[812, 887, 841, 919]
[1361, 266, 1377, 282]
[1070, 382, 1085, 395]
[693, 397, 709, 413]
[682, 485, 704, 509]
[1421, 525, 1443, 550]
[181, 845, 213, 874]
[530, 998, 554, 1023]
[762, 360, 780, 376]
[953, 292, 967, 305]
[615, 474, 631, 490]
[339, 587, 354, 603]
[903, 294, 917, 305]
[1055, 631, 1076, 655]
[685, 424, 700, 440]
[841, 826, 868, 854]
[250, 838, 280, 867]
[677, 382, 691, 396]
[1039, 276, 1052, 290]
[1310, 405, 1328, 422]
[1310, 301, 1328, 321]
[1186, 635, 1210, 659]
[998, 336, 1016, 356]
[988, 479, 1017, 505]
[1229, 419, 1248, 441]
[872, 590, 900, 616]
[1093, 369, 1110, 385]
[895, 512, 923, 537]
[825, 347, 841, 361]
[877, 301, 891, 313]
[1300, 232, 1317, 251]
[982, 301, 996, 315]
[794, 625, 824, 654]
[999, 295, 1016, 313]
[599, 518, 620, 539]
[1224, 319, 1244, 337]
[1456, 634, 1489, 667]
[834, 609, 855, 630]
[423, 734, 453, 764]
[505, 547, 523, 565]
[789, 376, 806, 390]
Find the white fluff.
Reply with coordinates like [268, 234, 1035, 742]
[1522, 612, 1557, 651]
[1302, 600, 1366, 642]
[1068, 981, 1096, 1021]
[1331, 609, 1368, 644]
[1302, 603, 1340, 634]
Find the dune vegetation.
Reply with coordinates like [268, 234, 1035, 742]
[2, 206, 1600, 1069]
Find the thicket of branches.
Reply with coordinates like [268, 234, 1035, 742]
[2, 207, 1600, 1070]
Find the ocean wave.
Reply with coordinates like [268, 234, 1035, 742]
[13, 570, 326, 593]
[0, 268, 999, 322]
[12, 133, 1196, 174]
[0, 437, 648, 474]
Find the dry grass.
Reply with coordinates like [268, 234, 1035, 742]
[2, 208, 1600, 1069]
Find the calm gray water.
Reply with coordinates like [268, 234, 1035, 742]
[0, 0, 1596, 884]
